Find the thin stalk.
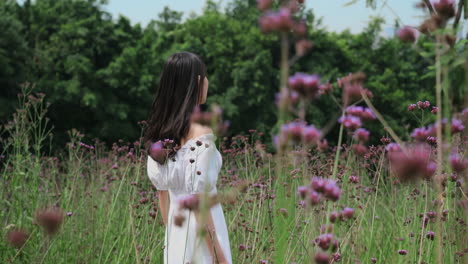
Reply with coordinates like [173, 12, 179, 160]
[361, 91, 408, 155]
[417, 182, 429, 264]
[273, 31, 290, 263]
[434, 34, 444, 264]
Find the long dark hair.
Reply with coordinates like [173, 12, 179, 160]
[143, 52, 207, 163]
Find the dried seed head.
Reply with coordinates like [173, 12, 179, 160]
[6, 229, 29, 248]
[35, 207, 64, 235]
[174, 214, 186, 227]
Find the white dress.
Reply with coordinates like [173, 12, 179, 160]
[147, 133, 232, 264]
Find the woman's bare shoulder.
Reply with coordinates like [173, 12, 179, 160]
[191, 123, 213, 137]
[180, 123, 213, 146]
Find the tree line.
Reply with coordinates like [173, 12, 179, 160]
[1, 0, 464, 151]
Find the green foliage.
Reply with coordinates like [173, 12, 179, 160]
[0, 0, 463, 150]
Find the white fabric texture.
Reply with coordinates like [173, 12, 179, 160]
[147, 133, 232, 264]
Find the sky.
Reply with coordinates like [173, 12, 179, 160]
[101, 0, 426, 35]
[15, 0, 466, 36]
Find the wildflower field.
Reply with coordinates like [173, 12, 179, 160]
[1, 0, 467, 263]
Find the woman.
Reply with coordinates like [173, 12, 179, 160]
[144, 52, 232, 264]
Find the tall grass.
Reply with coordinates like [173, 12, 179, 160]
[1, 85, 466, 263]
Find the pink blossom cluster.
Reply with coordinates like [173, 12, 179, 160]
[397, 26, 420, 43]
[287, 73, 332, 100]
[408, 100, 432, 111]
[411, 118, 465, 142]
[274, 121, 322, 150]
[353, 128, 370, 143]
[79, 142, 95, 150]
[297, 177, 341, 205]
[385, 143, 401, 152]
[149, 140, 167, 163]
[178, 194, 200, 211]
[387, 144, 436, 182]
[337, 72, 373, 105]
[329, 207, 355, 223]
[352, 143, 368, 156]
[258, 5, 307, 35]
[314, 233, 339, 251]
[338, 115, 362, 130]
[432, 0, 456, 18]
[345, 106, 376, 121]
[449, 154, 468, 174]
[417, 100, 431, 109]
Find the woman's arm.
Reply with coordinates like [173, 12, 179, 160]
[194, 208, 229, 264]
[157, 190, 169, 226]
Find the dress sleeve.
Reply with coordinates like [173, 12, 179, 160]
[184, 139, 221, 194]
[147, 155, 169, 190]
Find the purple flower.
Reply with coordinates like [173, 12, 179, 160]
[387, 145, 436, 182]
[293, 19, 308, 37]
[323, 181, 341, 201]
[426, 231, 435, 240]
[258, 8, 294, 33]
[338, 115, 362, 130]
[297, 186, 309, 199]
[352, 143, 368, 156]
[309, 191, 321, 205]
[349, 175, 359, 184]
[149, 141, 167, 163]
[332, 252, 341, 262]
[346, 106, 364, 116]
[408, 104, 417, 111]
[362, 108, 377, 120]
[426, 136, 437, 146]
[345, 106, 376, 121]
[178, 194, 200, 211]
[302, 125, 322, 145]
[398, 249, 408, 255]
[411, 127, 430, 141]
[450, 154, 468, 173]
[431, 106, 438, 114]
[282, 121, 304, 143]
[397, 26, 419, 43]
[380, 136, 391, 145]
[385, 143, 401, 152]
[314, 252, 331, 264]
[288, 72, 322, 100]
[416, 100, 430, 109]
[354, 128, 370, 142]
[311, 177, 326, 192]
[451, 119, 464, 134]
[238, 244, 246, 251]
[316, 233, 333, 250]
[432, 0, 456, 18]
[341, 207, 355, 219]
[317, 139, 329, 152]
[330, 211, 340, 223]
